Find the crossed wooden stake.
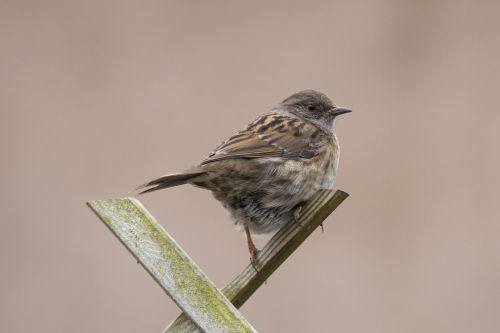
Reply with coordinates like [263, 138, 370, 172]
[87, 189, 348, 333]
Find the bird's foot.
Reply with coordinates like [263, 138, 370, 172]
[244, 224, 260, 272]
[293, 204, 303, 226]
[249, 247, 260, 272]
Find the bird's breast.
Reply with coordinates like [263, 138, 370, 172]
[322, 134, 340, 189]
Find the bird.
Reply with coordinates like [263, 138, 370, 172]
[137, 90, 351, 264]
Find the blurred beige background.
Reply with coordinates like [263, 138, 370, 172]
[1, 1, 499, 332]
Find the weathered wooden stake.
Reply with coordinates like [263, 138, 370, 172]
[88, 198, 257, 333]
[164, 189, 348, 333]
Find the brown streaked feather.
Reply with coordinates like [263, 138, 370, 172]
[136, 171, 207, 194]
[201, 113, 329, 165]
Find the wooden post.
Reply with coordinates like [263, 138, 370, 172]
[164, 189, 349, 333]
[88, 198, 257, 333]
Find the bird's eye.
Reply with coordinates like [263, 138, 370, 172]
[307, 105, 316, 111]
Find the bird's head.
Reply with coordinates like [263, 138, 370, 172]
[277, 90, 351, 128]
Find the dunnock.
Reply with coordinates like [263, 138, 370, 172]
[138, 90, 351, 263]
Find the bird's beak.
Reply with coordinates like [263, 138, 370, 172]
[330, 106, 352, 116]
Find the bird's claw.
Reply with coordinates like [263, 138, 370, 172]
[250, 248, 260, 272]
[293, 204, 303, 226]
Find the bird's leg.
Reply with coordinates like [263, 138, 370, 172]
[244, 224, 259, 269]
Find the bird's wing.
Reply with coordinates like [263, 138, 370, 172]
[201, 113, 328, 165]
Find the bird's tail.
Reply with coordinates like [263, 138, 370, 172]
[136, 170, 207, 195]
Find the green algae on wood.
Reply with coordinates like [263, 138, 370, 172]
[87, 198, 257, 333]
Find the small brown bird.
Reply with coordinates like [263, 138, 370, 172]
[138, 90, 351, 264]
